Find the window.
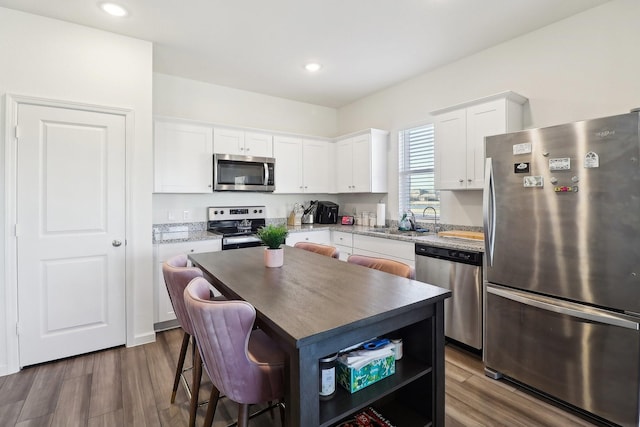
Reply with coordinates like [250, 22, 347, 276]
[398, 124, 440, 218]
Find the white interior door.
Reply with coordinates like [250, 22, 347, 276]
[16, 104, 126, 367]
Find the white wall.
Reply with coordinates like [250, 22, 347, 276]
[154, 73, 337, 137]
[153, 73, 340, 221]
[337, 0, 640, 226]
[0, 7, 154, 375]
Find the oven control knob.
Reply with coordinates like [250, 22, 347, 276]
[220, 210, 224, 215]
[259, 209, 263, 213]
[214, 210, 218, 215]
[254, 209, 257, 213]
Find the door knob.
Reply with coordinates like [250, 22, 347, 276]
[112, 240, 122, 247]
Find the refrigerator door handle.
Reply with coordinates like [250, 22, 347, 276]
[483, 158, 495, 266]
[487, 285, 640, 330]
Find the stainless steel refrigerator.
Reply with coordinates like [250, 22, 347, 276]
[483, 111, 640, 427]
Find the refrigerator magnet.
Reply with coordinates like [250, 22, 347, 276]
[513, 142, 532, 155]
[514, 162, 530, 173]
[523, 176, 544, 188]
[549, 157, 571, 171]
[584, 152, 600, 168]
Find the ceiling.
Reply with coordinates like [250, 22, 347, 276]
[0, 0, 610, 108]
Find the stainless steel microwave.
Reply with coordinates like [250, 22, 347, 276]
[213, 153, 275, 192]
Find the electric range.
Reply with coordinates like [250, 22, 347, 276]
[207, 206, 266, 250]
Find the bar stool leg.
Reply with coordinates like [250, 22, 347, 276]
[171, 331, 190, 403]
[202, 386, 220, 427]
[188, 348, 203, 427]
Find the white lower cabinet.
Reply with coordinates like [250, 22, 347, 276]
[285, 229, 331, 247]
[154, 239, 222, 326]
[331, 231, 354, 261]
[352, 234, 415, 267]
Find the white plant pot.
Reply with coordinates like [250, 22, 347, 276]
[264, 247, 284, 268]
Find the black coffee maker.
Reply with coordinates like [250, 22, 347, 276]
[314, 201, 339, 224]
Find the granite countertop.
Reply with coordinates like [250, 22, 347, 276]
[286, 224, 485, 252]
[153, 222, 484, 252]
[153, 229, 221, 245]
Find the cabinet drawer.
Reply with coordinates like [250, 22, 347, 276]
[157, 239, 221, 261]
[352, 235, 414, 263]
[285, 230, 331, 246]
[332, 231, 353, 247]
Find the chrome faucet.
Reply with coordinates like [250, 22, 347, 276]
[422, 206, 439, 232]
[407, 210, 416, 231]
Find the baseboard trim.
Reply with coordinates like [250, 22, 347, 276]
[129, 331, 156, 347]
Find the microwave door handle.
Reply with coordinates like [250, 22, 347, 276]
[263, 162, 269, 186]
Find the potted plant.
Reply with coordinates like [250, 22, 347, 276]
[256, 223, 289, 267]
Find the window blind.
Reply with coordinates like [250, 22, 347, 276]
[398, 124, 440, 217]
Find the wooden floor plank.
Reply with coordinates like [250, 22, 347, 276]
[0, 400, 23, 427]
[64, 352, 95, 379]
[14, 413, 53, 427]
[0, 367, 37, 405]
[120, 345, 161, 426]
[89, 346, 122, 418]
[50, 374, 92, 427]
[87, 408, 124, 427]
[446, 393, 510, 427]
[144, 331, 183, 410]
[17, 360, 66, 422]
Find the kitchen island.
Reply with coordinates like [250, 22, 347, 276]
[190, 246, 451, 427]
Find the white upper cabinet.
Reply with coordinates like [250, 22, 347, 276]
[214, 128, 273, 157]
[273, 135, 303, 193]
[154, 120, 214, 193]
[273, 136, 332, 193]
[245, 132, 273, 157]
[336, 129, 388, 193]
[433, 91, 527, 190]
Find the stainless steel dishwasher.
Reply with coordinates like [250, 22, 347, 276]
[415, 244, 483, 350]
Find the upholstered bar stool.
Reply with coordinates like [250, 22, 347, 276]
[162, 254, 226, 425]
[184, 277, 285, 427]
[347, 254, 416, 279]
[294, 241, 340, 258]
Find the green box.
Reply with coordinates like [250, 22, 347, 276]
[336, 354, 395, 393]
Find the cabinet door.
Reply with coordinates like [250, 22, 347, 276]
[155, 239, 222, 323]
[351, 134, 371, 192]
[331, 231, 353, 262]
[245, 132, 273, 157]
[435, 109, 467, 190]
[273, 135, 303, 193]
[335, 138, 353, 192]
[214, 128, 245, 155]
[302, 138, 329, 193]
[154, 121, 213, 193]
[466, 100, 507, 189]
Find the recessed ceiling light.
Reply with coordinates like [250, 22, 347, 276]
[100, 2, 128, 17]
[305, 63, 322, 72]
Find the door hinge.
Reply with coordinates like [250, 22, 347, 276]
[15, 125, 20, 140]
[14, 223, 19, 237]
[16, 322, 21, 336]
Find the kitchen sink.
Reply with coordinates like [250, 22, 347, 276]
[367, 228, 432, 237]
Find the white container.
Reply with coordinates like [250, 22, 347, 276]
[391, 338, 403, 360]
[376, 203, 386, 227]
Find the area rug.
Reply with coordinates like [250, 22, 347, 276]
[335, 406, 395, 427]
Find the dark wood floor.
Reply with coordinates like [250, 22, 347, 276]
[0, 328, 601, 427]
